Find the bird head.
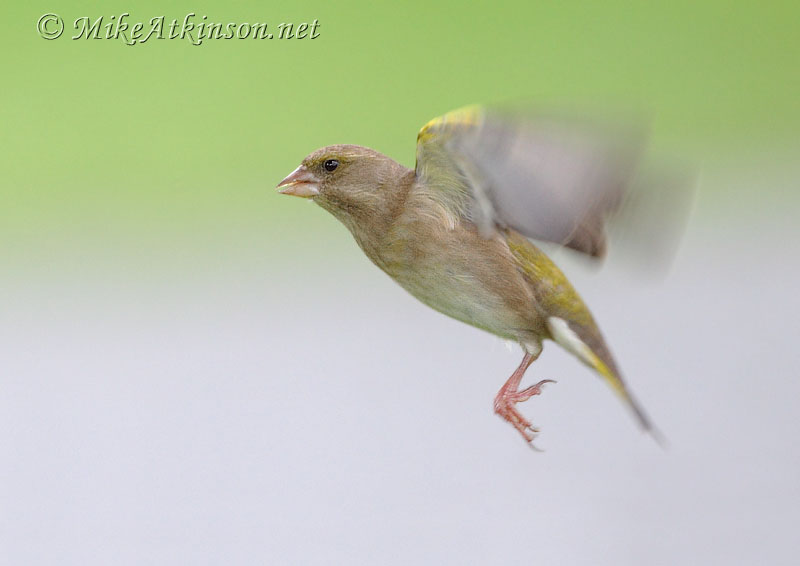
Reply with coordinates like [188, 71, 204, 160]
[277, 144, 413, 244]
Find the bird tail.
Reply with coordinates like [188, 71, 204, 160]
[546, 316, 666, 446]
[589, 353, 666, 446]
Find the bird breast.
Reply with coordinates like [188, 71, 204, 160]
[375, 207, 544, 343]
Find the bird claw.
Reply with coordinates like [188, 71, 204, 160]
[516, 379, 557, 402]
[494, 378, 556, 447]
[527, 439, 546, 452]
[523, 424, 545, 451]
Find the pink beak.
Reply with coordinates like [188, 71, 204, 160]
[276, 165, 321, 198]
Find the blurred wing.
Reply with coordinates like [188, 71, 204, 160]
[415, 105, 646, 257]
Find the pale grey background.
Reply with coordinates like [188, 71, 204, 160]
[2, 160, 799, 565]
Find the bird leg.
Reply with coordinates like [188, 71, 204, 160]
[493, 352, 555, 444]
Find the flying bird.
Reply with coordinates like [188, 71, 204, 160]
[277, 105, 672, 446]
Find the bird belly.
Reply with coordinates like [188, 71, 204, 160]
[385, 254, 540, 343]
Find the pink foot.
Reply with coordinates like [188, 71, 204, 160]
[494, 379, 556, 444]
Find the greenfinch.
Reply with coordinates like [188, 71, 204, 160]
[277, 105, 663, 446]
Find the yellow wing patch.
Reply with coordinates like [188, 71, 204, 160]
[505, 231, 594, 326]
[417, 105, 484, 144]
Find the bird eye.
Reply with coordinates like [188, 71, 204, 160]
[323, 159, 339, 172]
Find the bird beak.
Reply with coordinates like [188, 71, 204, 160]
[276, 165, 321, 198]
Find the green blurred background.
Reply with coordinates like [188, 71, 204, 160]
[1, 0, 798, 268]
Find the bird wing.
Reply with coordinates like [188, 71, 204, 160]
[414, 105, 646, 258]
